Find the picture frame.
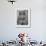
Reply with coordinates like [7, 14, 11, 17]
[16, 8, 31, 28]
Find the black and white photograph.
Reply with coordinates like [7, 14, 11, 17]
[17, 10, 28, 25]
[16, 8, 31, 28]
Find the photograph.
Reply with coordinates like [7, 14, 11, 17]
[16, 8, 31, 28]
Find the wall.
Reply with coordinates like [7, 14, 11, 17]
[0, 0, 46, 42]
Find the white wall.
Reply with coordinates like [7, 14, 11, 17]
[0, 0, 46, 41]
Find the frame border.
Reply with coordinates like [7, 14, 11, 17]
[16, 8, 31, 28]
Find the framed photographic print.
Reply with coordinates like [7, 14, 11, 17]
[16, 8, 31, 28]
